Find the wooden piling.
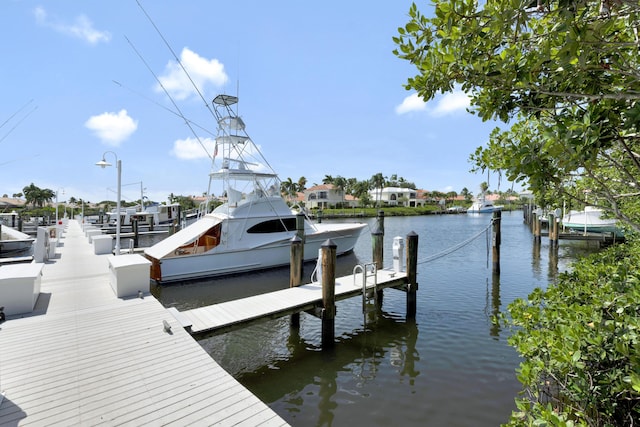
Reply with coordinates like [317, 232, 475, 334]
[406, 231, 419, 319]
[132, 218, 139, 248]
[321, 239, 337, 349]
[372, 210, 384, 270]
[492, 210, 501, 274]
[289, 235, 303, 328]
[548, 213, 556, 243]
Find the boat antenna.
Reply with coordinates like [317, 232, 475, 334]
[135, 0, 217, 122]
[0, 104, 38, 145]
[112, 80, 215, 138]
[124, 35, 213, 159]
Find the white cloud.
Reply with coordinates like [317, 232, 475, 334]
[171, 137, 215, 160]
[395, 93, 426, 115]
[85, 110, 138, 146]
[157, 48, 228, 100]
[430, 90, 471, 116]
[395, 90, 471, 117]
[34, 7, 111, 45]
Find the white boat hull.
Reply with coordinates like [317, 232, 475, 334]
[562, 207, 623, 237]
[149, 226, 364, 282]
[0, 226, 35, 255]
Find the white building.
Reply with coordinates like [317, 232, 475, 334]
[369, 187, 426, 207]
[303, 184, 358, 209]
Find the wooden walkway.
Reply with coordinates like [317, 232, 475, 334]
[0, 220, 288, 426]
[179, 269, 408, 337]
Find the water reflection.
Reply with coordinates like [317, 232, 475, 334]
[488, 273, 501, 338]
[145, 213, 605, 427]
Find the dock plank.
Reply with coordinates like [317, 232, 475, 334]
[180, 269, 408, 335]
[0, 220, 288, 426]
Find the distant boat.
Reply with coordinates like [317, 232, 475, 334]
[467, 197, 501, 214]
[144, 94, 366, 283]
[562, 206, 624, 238]
[0, 225, 34, 256]
[106, 202, 181, 227]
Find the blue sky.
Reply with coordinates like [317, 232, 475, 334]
[1, 1, 514, 206]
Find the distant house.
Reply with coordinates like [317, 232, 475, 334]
[369, 187, 426, 207]
[0, 197, 25, 209]
[303, 184, 358, 209]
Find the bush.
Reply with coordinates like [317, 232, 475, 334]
[503, 240, 640, 426]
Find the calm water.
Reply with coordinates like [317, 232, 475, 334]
[149, 212, 601, 426]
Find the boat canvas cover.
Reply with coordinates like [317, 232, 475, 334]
[144, 216, 223, 260]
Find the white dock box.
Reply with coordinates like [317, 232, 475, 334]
[93, 234, 113, 255]
[86, 229, 102, 243]
[0, 263, 44, 315]
[107, 254, 151, 298]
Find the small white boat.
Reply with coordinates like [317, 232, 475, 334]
[106, 202, 181, 227]
[562, 206, 623, 238]
[467, 197, 500, 214]
[0, 225, 34, 255]
[144, 94, 366, 283]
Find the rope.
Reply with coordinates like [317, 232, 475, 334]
[415, 219, 494, 266]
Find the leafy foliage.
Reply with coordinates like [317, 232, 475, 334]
[502, 241, 640, 426]
[394, 0, 640, 232]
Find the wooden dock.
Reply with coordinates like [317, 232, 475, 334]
[177, 269, 408, 337]
[0, 220, 288, 426]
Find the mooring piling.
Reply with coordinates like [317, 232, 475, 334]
[289, 235, 303, 328]
[320, 239, 337, 348]
[492, 210, 501, 274]
[406, 231, 419, 319]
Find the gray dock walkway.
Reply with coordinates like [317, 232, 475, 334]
[0, 220, 288, 426]
[180, 269, 408, 336]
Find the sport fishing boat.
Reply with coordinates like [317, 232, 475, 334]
[467, 196, 500, 214]
[144, 94, 366, 283]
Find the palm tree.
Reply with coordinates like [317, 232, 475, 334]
[297, 176, 307, 193]
[333, 176, 347, 208]
[370, 173, 386, 207]
[322, 175, 334, 185]
[280, 177, 297, 203]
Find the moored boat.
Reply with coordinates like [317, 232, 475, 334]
[467, 196, 500, 214]
[0, 225, 34, 256]
[562, 206, 624, 238]
[144, 94, 366, 283]
[106, 202, 181, 227]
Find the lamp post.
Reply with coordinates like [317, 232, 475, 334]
[55, 188, 64, 223]
[96, 152, 121, 255]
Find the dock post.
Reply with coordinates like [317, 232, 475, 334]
[492, 210, 501, 274]
[372, 210, 385, 304]
[132, 218, 139, 248]
[548, 212, 556, 243]
[533, 210, 542, 241]
[321, 239, 337, 349]
[149, 216, 155, 232]
[372, 210, 384, 270]
[406, 232, 418, 319]
[289, 235, 303, 328]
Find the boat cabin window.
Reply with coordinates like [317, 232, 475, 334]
[247, 218, 297, 233]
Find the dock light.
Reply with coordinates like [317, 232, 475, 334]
[96, 152, 121, 256]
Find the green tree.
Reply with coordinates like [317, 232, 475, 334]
[394, 1, 640, 232]
[22, 183, 54, 208]
[333, 176, 347, 208]
[479, 182, 489, 195]
[280, 177, 298, 202]
[296, 176, 307, 193]
[370, 173, 386, 207]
